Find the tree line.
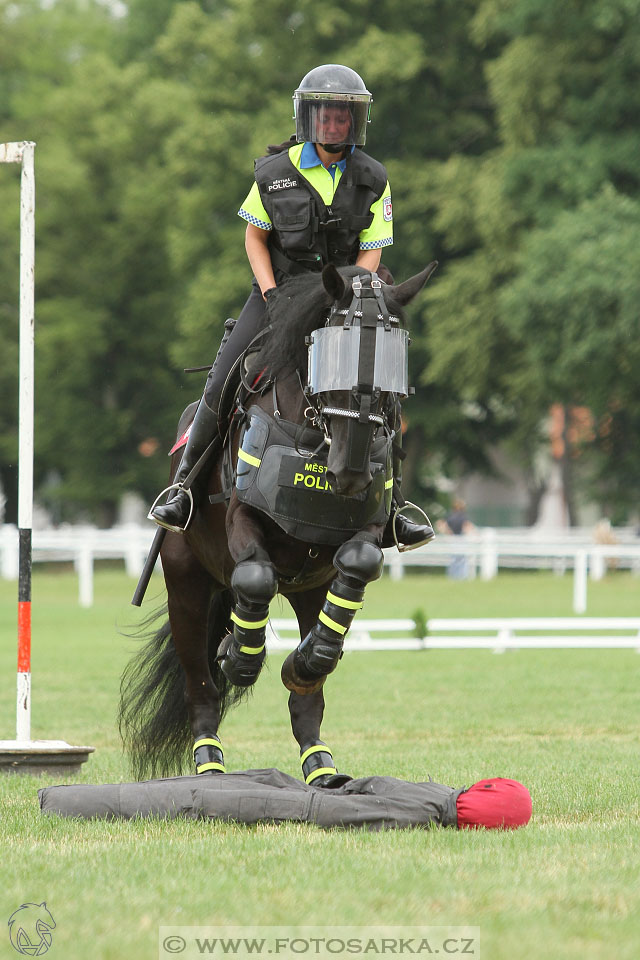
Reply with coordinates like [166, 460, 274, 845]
[1, 0, 638, 525]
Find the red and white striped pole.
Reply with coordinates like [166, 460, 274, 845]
[1, 142, 93, 772]
[16, 141, 35, 742]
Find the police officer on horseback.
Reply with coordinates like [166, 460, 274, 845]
[150, 64, 434, 549]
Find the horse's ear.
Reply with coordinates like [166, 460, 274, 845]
[322, 264, 346, 301]
[390, 261, 438, 306]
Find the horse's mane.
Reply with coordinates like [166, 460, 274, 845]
[248, 266, 405, 381]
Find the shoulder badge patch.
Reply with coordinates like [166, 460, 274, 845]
[267, 177, 299, 193]
[383, 196, 393, 222]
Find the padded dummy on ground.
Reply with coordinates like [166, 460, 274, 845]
[39, 769, 531, 830]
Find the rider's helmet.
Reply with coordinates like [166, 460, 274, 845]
[293, 64, 372, 149]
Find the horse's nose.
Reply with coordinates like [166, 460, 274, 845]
[328, 468, 372, 498]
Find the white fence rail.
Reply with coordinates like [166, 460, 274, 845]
[0, 524, 639, 611]
[0, 523, 155, 608]
[267, 617, 640, 652]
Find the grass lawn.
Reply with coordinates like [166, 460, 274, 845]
[0, 567, 639, 960]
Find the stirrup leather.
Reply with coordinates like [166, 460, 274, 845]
[393, 501, 435, 553]
[148, 483, 195, 534]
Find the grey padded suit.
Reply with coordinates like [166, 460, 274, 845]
[39, 768, 464, 830]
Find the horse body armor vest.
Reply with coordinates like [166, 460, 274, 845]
[235, 406, 393, 545]
[254, 147, 388, 273]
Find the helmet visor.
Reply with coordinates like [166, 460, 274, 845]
[293, 93, 371, 146]
[308, 325, 409, 396]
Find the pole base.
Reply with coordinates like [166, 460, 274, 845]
[0, 740, 95, 775]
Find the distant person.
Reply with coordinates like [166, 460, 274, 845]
[593, 517, 618, 572]
[438, 497, 475, 579]
[593, 518, 616, 545]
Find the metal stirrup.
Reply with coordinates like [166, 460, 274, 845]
[148, 484, 195, 534]
[392, 501, 435, 553]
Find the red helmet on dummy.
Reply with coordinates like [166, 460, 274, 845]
[456, 778, 532, 830]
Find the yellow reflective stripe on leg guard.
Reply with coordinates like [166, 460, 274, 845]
[193, 736, 222, 752]
[231, 611, 269, 630]
[238, 448, 262, 468]
[385, 477, 394, 489]
[326, 591, 364, 611]
[300, 743, 333, 766]
[306, 766, 337, 784]
[239, 643, 265, 655]
[318, 610, 348, 635]
[196, 761, 226, 774]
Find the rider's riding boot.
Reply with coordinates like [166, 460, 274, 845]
[390, 504, 435, 548]
[150, 398, 219, 533]
[381, 425, 435, 550]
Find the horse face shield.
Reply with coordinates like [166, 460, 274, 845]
[307, 325, 409, 398]
[307, 275, 408, 475]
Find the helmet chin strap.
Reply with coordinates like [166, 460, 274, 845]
[320, 142, 347, 154]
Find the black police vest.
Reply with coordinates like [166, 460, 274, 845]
[254, 146, 388, 276]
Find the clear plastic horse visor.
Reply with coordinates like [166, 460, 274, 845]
[308, 326, 409, 396]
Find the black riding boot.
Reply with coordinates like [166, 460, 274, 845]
[382, 430, 435, 550]
[390, 503, 435, 549]
[150, 399, 219, 533]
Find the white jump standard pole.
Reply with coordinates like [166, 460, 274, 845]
[0, 141, 94, 773]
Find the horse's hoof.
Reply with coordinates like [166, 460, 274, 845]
[218, 633, 265, 687]
[281, 651, 326, 695]
[309, 773, 352, 789]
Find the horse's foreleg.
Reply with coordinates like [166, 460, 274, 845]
[281, 533, 384, 695]
[286, 589, 349, 787]
[219, 501, 277, 687]
[288, 690, 343, 785]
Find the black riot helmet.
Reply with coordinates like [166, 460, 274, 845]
[293, 64, 372, 148]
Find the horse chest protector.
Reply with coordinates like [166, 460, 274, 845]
[234, 407, 392, 545]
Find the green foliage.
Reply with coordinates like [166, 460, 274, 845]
[422, 0, 640, 519]
[1, 0, 639, 520]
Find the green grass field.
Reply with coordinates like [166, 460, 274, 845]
[1, 568, 639, 960]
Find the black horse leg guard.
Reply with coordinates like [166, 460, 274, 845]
[300, 740, 337, 785]
[300, 740, 353, 788]
[219, 561, 277, 687]
[281, 537, 384, 694]
[193, 733, 225, 775]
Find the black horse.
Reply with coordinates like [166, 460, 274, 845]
[119, 262, 436, 785]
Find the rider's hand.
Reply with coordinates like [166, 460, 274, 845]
[262, 286, 277, 302]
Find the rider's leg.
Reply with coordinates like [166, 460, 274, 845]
[151, 283, 267, 532]
[150, 396, 220, 532]
[383, 423, 435, 550]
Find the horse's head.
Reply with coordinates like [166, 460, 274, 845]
[307, 261, 438, 497]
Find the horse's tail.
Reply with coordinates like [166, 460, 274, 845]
[118, 591, 249, 780]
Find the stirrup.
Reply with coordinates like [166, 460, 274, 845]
[147, 483, 194, 534]
[392, 501, 435, 553]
